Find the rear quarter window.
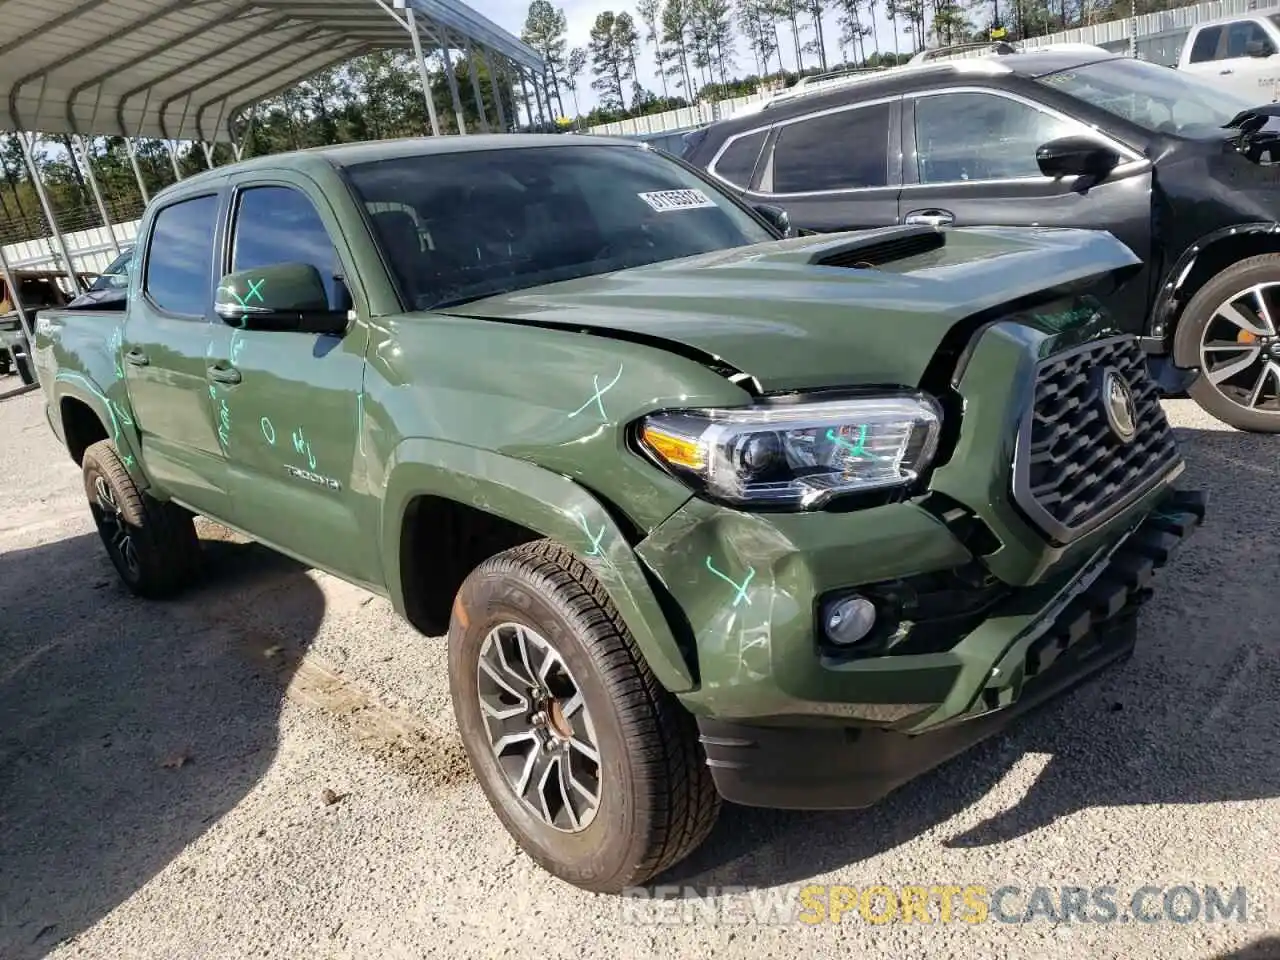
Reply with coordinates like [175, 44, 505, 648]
[710, 130, 768, 189]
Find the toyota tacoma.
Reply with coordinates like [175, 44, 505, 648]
[31, 134, 1205, 893]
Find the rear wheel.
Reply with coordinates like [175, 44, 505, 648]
[82, 440, 201, 598]
[447, 539, 720, 893]
[1179, 255, 1280, 432]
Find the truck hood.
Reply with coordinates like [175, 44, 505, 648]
[440, 225, 1141, 393]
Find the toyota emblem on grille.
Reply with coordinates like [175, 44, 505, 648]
[1101, 369, 1138, 443]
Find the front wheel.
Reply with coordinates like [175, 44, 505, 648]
[447, 540, 720, 893]
[1178, 254, 1280, 432]
[82, 440, 201, 598]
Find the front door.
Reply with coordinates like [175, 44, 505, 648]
[899, 88, 1155, 327]
[738, 97, 902, 232]
[205, 174, 380, 587]
[121, 189, 233, 519]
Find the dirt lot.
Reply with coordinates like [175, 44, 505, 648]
[1, 376, 1278, 960]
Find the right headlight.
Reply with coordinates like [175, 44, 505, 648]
[637, 394, 943, 510]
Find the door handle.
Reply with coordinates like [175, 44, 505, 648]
[207, 364, 242, 385]
[1220, 68, 1234, 74]
[124, 348, 149, 367]
[904, 209, 955, 227]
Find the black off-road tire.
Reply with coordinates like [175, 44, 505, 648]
[1177, 254, 1280, 432]
[447, 539, 720, 893]
[82, 439, 201, 598]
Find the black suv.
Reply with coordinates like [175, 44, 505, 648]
[682, 48, 1280, 432]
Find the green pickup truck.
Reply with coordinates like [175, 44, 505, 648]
[32, 134, 1205, 893]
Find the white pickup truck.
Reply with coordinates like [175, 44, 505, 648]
[1177, 12, 1280, 102]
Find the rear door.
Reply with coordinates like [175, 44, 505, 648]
[728, 97, 902, 231]
[121, 188, 233, 519]
[1181, 20, 1280, 101]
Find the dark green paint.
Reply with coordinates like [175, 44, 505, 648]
[34, 140, 1177, 731]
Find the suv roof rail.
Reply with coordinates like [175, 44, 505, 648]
[793, 64, 893, 88]
[909, 40, 1020, 63]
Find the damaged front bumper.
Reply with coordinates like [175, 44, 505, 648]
[639, 487, 1205, 810]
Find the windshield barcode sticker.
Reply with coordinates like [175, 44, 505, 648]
[637, 189, 717, 212]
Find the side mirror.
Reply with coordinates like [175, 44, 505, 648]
[214, 262, 348, 335]
[1246, 38, 1273, 57]
[753, 203, 793, 237]
[1035, 135, 1122, 180]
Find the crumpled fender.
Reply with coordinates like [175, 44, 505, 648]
[380, 437, 696, 693]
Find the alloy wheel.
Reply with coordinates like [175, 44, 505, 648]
[1198, 282, 1280, 413]
[476, 622, 602, 833]
[91, 474, 140, 579]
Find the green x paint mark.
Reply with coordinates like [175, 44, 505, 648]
[705, 556, 755, 607]
[568, 363, 624, 422]
[230, 278, 266, 307]
[574, 510, 606, 557]
[827, 425, 883, 461]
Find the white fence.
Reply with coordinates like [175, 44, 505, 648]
[3, 220, 141, 277]
[586, 90, 776, 138]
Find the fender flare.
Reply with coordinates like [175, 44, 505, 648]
[52, 371, 145, 479]
[380, 438, 696, 694]
[1150, 222, 1280, 363]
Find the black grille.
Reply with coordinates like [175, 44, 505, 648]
[812, 228, 945, 269]
[1012, 335, 1182, 543]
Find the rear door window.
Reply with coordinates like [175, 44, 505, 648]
[770, 104, 892, 193]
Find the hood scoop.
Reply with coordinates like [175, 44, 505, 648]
[809, 225, 946, 269]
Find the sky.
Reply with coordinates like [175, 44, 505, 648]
[477, 0, 918, 114]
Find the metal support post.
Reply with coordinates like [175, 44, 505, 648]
[532, 71, 549, 128]
[439, 33, 468, 134]
[166, 140, 184, 180]
[72, 134, 122, 258]
[125, 138, 151, 204]
[15, 132, 83, 294]
[487, 51, 508, 132]
[463, 36, 491, 132]
[0, 241, 36, 349]
[518, 70, 536, 131]
[406, 8, 442, 136]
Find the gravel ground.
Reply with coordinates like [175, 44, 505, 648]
[1, 375, 1277, 960]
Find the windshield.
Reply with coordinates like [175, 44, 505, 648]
[89, 248, 134, 292]
[1035, 57, 1258, 138]
[343, 144, 775, 310]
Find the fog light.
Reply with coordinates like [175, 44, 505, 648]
[823, 595, 877, 646]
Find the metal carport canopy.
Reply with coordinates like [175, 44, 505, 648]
[1, 0, 545, 143]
